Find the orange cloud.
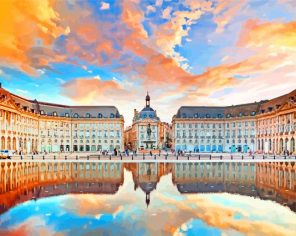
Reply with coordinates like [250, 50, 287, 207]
[61, 76, 126, 104]
[0, 0, 67, 74]
[238, 19, 296, 49]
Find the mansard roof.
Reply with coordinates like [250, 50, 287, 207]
[3, 88, 122, 118]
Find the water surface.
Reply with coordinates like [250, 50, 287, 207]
[0, 162, 295, 235]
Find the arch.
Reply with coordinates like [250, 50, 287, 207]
[285, 138, 289, 152]
[1, 136, 5, 150]
[12, 137, 16, 150]
[290, 137, 295, 153]
[7, 137, 11, 150]
[279, 138, 283, 153]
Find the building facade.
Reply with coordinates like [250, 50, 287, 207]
[172, 89, 296, 154]
[124, 93, 171, 152]
[0, 85, 124, 154]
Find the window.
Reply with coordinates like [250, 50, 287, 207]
[40, 110, 45, 115]
[110, 113, 115, 118]
[86, 113, 91, 118]
[65, 113, 69, 117]
[227, 113, 231, 118]
[194, 113, 198, 118]
[182, 113, 187, 118]
[98, 113, 102, 118]
[53, 111, 58, 116]
[73, 113, 79, 118]
[251, 111, 256, 116]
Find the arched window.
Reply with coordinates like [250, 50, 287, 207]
[86, 113, 91, 118]
[194, 113, 198, 118]
[149, 114, 153, 118]
[40, 110, 45, 115]
[53, 111, 57, 116]
[110, 113, 115, 118]
[226, 113, 231, 118]
[65, 113, 69, 117]
[251, 111, 256, 116]
[73, 113, 79, 118]
[182, 113, 187, 118]
[239, 112, 243, 117]
[98, 113, 102, 118]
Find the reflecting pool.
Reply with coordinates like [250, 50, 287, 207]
[0, 162, 295, 235]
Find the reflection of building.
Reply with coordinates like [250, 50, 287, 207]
[256, 162, 296, 211]
[172, 89, 296, 154]
[125, 162, 172, 206]
[0, 162, 124, 214]
[172, 163, 256, 196]
[0, 84, 124, 154]
[124, 93, 171, 152]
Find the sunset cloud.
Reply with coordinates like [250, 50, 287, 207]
[1, 0, 296, 124]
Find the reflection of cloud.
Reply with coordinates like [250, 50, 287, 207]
[59, 170, 296, 236]
[0, 216, 56, 236]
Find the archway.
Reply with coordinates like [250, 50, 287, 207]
[290, 138, 295, 154]
[1, 136, 5, 150]
[7, 137, 11, 150]
[12, 137, 16, 150]
[279, 138, 283, 153]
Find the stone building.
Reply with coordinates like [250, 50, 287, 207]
[172, 89, 296, 154]
[0, 85, 124, 154]
[124, 93, 171, 152]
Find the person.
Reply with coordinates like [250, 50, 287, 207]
[249, 149, 252, 156]
[114, 148, 117, 156]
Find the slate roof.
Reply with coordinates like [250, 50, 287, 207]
[8, 91, 122, 118]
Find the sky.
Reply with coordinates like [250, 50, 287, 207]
[0, 0, 296, 125]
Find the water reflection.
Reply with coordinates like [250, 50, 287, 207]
[0, 162, 295, 235]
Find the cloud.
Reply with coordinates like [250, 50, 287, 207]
[0, 0, 67, 74]
[100, 2, 110, 10]
[61, 76, 129, 104]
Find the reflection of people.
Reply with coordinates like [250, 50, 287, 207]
[147, 123, 152, 138]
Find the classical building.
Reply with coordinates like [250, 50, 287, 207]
[124, 93, 171, 152]
[172, 89, 296, 154]
[0, 84, 124, 154]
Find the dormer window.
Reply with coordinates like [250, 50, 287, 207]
[53, 111, 58, 116]
[86, 113, 91, 118]
[268, 107, 273, 112]
[194, 113, 198, 118]
[110, 113, 115, 118]
[261, 109, 265, 113]
[149, 114, 153, 118]
[239, 112, 243, 117]
[73, 113, 79, 118]
[98, 113, 102, 118]
[251, 111, 256, 116]
[65, 113, 69, 117]
[217, 114, 222, 118]
[23, 106, 27, 111]
[182, 113, 187, 118]
[226, 113, 231, 118]
[40, 110, 45, 115]
[206, 114, 210, 118]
